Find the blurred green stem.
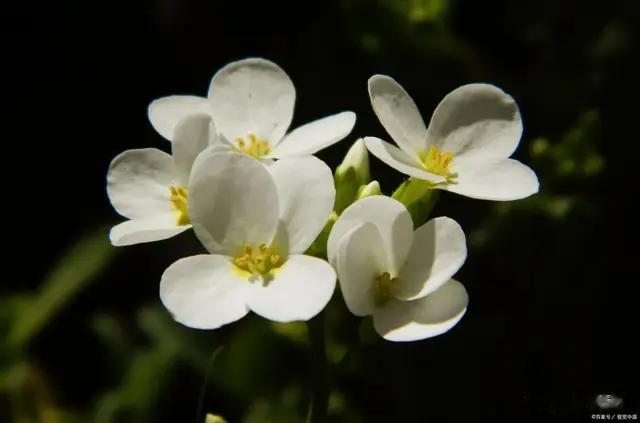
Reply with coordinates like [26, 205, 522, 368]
[195, 346, 223, 423]
[306, 314, 329, 423]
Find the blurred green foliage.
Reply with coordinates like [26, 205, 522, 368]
[2, 228, 115, 422]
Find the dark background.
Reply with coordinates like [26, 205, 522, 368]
[3, 0, 640, 422]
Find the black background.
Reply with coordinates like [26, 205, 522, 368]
[4, 0, 640, 422]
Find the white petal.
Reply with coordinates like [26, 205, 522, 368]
[172, 114, 216, 185]
[363, 137, 445, 184]
[426, 84, 522, 161]
[368, 75, 428, 155]
[246, 255, 336, 322]
[327, 196, 413, 275]
[148, 95, 210, 140]
[188, 150, 279, 254]
[268, 156, 335, 254]
[335, 223, 388, 316]
[160, 254, 250, 329]
[109, 215, 190, 246]
[268, 111, 356, 157]
[106, 148, 175, 220]
[373, 279, 468, 342]
[208, 58, 295, 144]
[445, 159, 539, 201]
[396, 217, 467, 300]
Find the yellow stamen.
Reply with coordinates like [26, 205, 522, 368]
[373, 272, 400, 307]
[418, 145, 456, 183]
[168, 185, 190, 225]
[234, 132, 271, 159]
[233, 242, 283, 277]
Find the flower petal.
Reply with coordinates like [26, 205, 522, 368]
[426, 84, 522, 161]
[268, 111, 356, 157]
[188, 150, 279, 254]
[160, 254, 250, 329]
[268, 156, 335, 254]
[148, 95, 210, 140]
[336, 223, 388, 316]
[373, 279, 468, 342]
[107, 148, 175, 220]
[445, 159, 539, 201]
[368, 75, 428, 155]
[396, 217, 467, 300]
[109, 214, 190, 246]
[172, 114, 216, 185]
[246, 255, 336, 322]
[363, 137, 446, 184]
[327, 196, 413, 275]
[208, 58, 295, 144]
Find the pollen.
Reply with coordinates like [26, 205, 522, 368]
[373, 272, 399, 307]
[235, 133, 271, 159]
[419, 145, 456, 183]
[168, 185, 190, 226]
[233, 242, 283, 276]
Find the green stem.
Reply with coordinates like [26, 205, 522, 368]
[392, 177, 431, 202]
[195, 346, 223, 423]
[306, 314, 329, 423]
[392, 178, 440, 227]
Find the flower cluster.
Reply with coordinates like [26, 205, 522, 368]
[107, 58, 538, 341]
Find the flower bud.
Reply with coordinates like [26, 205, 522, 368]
[205, 414, 228, 423]
[334, 139, 371, 213]
[356, 181, 381, 199]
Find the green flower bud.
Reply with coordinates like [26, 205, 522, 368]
[336, 138, 370, 185]
[356, 180, 381, 199]
[205, 414, 228, 423]
[334, 139, 370, 213]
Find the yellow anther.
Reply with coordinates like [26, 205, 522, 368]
[373, 271, 399, 307]
[233, 242, 283, 277]
[419, 145, 456, 183]
[168, 185, 190, 226]
[234, 132, 271, 159]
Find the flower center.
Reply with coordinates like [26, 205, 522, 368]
[373, 272, 399, 307]
[419, 145, 456, 183]
[235, 133, 271, 159]
[233, 242, 283, 277]
[168, 185, 190, 225]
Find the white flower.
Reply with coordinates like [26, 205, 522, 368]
[327, 196, 468, 341]
[107, 114, 217, 246]
[364, 75, 539, 201]
[160, 150, 337, 329]
[148, 58, 356, 160]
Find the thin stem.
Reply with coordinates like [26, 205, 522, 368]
[195, 346, 223, 423]
[306, 313, 329, 423]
